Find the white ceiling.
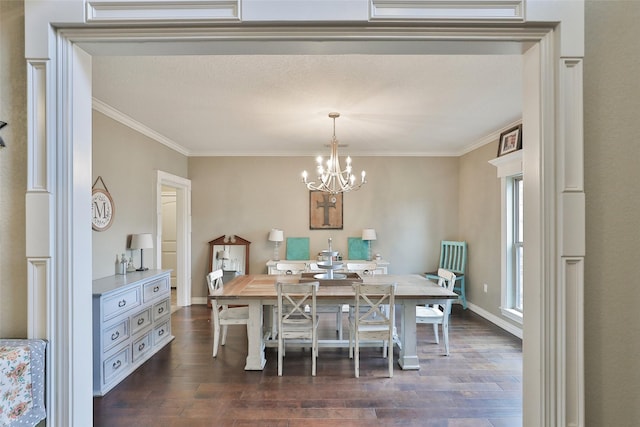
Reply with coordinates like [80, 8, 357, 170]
[92, 53, 522, 157]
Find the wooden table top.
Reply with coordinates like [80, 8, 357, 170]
[212, 274, 458, 300]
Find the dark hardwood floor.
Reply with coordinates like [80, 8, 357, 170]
[94, 304, 522, 427]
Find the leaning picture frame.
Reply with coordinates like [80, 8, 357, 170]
[497, 124, 523, 157]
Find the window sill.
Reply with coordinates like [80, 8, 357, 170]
[500, 307, 523, 324]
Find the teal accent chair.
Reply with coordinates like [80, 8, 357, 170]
[425, 241, 467, 309]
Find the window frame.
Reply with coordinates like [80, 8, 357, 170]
[489, 149, 523, 324]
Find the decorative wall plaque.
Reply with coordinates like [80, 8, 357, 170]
[309, 191, 343, 230]
[92, 176, 115, 231]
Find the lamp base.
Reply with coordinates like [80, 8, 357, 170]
[136, 267, 149, 271]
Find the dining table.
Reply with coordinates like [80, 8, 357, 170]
[210, 273, 458, 371]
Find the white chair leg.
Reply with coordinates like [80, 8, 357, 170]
[312, 329, 317, 376]
[443, 323, 450, 356]
[278, 337, 283, 376]
[388, 332, 393, 378]
[336, 308, 343, 340]
[354, 334, 360, 378]
[213, 323, 220, 358]
[433, 323, 439, 344]
[221, 325, 229, 346]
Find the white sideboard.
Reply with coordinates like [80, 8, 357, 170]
[92, 269, 174, 396]
[266, 259, 389, 275]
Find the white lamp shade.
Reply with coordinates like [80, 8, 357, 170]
[268, 229, 284, 242]
[362, 228, 377, 241]
[129, 233, 154, 249]
[217, 250, 230, 260]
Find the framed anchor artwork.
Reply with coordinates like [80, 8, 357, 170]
[309, 191, 343, 230]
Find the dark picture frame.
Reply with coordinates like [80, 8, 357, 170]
[309, 191, 343, 230]
[497, 124, 523, 157]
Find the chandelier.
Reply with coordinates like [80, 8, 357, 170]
[302, 112, 367, 194]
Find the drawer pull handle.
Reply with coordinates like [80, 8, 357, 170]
[138, 343, 145, 351]
[111, 331, 120, 341]
[112, 360, 121, 370]
[137, 318, 144, 326]
[158, 307, 164, 314]
[153, 286, 160, 292]
[158, 329, 165, 336]
[118, 299, 126, 307]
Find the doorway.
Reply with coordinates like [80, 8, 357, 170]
[156, 171, 192, 308]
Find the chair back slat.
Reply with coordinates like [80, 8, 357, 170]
[438, 241, 467, 274]
[206, 269, 224, 295]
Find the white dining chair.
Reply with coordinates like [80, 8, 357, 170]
[206, 269, 249, 358]
[349, 282, 396, 378]
[274, 262, 344, 340]
[416, 268, 457, 356]
[276, 281, 320, 376]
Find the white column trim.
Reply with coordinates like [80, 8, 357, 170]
[24, 2, 585, 424]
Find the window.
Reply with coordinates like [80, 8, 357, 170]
[510, 176, 524, 313]
[489, 149, 523, 324]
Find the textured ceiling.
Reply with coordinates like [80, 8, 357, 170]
[92, 54, 522, 156]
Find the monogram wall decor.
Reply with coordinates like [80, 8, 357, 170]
[92, 176, 115, 232]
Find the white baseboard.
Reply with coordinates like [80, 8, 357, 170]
[466, 302, 523, 339]
[191, 297, 208, 305]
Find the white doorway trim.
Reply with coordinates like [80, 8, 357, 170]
[156, 170, 192, 307]
[24, 5, 584, 426]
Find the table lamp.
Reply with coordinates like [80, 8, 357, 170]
[217, 249, 230, 270]
[362, 228, 377, 261]
[268, 229, 284, 261]
[129, 233, 153, 271]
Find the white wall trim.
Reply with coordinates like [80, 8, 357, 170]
[467, 301, 523, 339]
[86, 0, 240, 23]
[156, 170, 192, 307]
[370, 0, 524, 22]
[24, 2, 584, 425]
[92, 98, 190, 156]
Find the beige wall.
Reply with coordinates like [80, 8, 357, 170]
[459, 141, 506, 321]
[584, 2, 640, 425]
[3, 1, 637, 423]
[92, 111, 189, 279]
[0, 0, 27, 337]
[189, 156, 459, 298]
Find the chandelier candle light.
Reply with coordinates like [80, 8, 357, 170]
[302, 112, 366, 194]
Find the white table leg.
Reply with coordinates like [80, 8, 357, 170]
[244, 300, 266, 370]
[398, 300, 420, 370]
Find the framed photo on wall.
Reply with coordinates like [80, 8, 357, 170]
[309, 191, 343, 230]
[497, 124, 523, 157]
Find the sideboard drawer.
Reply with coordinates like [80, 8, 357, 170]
[103, 319, 129, 353]
[153, 320, 171, 345]
[103, 287, 141, 321]
[131, 308, 151, 335]
[143, 276, 169, 302]
[153, 298, 170, 321]
[103, 347, 130, 384]
[132, 331, 152, 362]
